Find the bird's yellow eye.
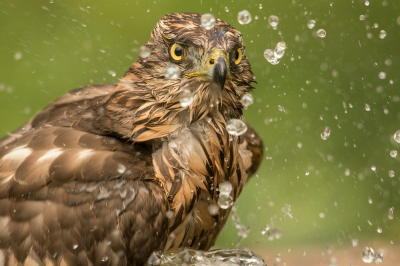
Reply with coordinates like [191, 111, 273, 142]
[170, 43, 184, 61]
[234, 48, 242, 65]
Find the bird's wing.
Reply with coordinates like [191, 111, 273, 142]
[240, 124, 263, 177]
[0, 84, 170, 265]
[0, 83, 117, 147]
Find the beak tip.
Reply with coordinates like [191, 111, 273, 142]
[214, 56, 228, 89]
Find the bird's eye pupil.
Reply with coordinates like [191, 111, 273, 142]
[175, 47, 183, 57]
[235, 50, 239, 60]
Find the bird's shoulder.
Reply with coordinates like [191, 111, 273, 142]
[0, 83, 118, 147]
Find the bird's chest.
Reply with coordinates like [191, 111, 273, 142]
[156, 122, 246, 250]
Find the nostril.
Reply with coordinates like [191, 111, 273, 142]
[209, 59, 215, 65]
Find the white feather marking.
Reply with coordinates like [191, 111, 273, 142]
[1, 146, 32, 164]
[0, 174, 13, 185]
[76, 149, 93, 160]
[37, 148, 63, 164]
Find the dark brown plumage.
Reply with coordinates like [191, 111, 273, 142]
[0, 13, 262, 265]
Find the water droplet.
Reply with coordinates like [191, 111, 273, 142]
[371, 165, 376, 172]
[226, 119, 247, 136]
[268, 15, 279, 29]
[166, 210, 174, 219]
[390, 150, 397, 158]
[237, 10, 252, 25]
[261, 224, 270, 235]
[368, 197, 373, 204]
[224, 7, 229, 12]
[267, 228, 284, 241]
[307, 20, 316, 29]
[365, 104, 370, 111]
[241, 93, 254, 109]
[179, 89, 193, 107]
[219, 181, 232, 195]
[73, 244, 79, 249]
[274, 41, 286, 59]
[101, 256, 109, 262]
[377, 227, 382, 233]
[107, 70, 116, 77]
[379, 30, 386, 39]
[388, 170, 395, 178]
[394, 130, 400, 143]
[344, 168, 350, 176]
[139, 45, 151, 58]
[374, 252, 383, 264]
[278, 105, 285, 112]
[316, 29, 326, 38]
[305, 171, 310, 176]
[117, 163, 126, 174]
[388, 207, 394, 220]
[276, 253, 281, 262]
[164, 63, 181, 79]
[365, 0, 370, 6]
[319, 212, 326, 218]
[208, 204, 219, 216]
[352, 238, 358, 247]
[359, 15, 366, 21]
[264, 48, 280, 65]
[14, 52, 22, 60]
[362, 247, 374, 263]
[378, 72, 386, 79]
[218, 194, 233, 209]
[201, 14, 216, 30]
[259, 4, 263, 9]
[321, 126, 331, 140]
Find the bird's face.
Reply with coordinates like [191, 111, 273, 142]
[124, 13, 255, 123]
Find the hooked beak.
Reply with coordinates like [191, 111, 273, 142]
[213, 56, 228, 89]
[184, 49, 230, 89]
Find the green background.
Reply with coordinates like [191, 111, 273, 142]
[1, 0, 399, 262]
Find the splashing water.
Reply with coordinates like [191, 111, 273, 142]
[139, 45, 151, 58]
[208, 204, 219, 216]
[394, 130, 400, 143]
[264, 49, 279, 65]
[379, 30, 387, 39]
[374, 251, 383, 264]
[261, 224, 270, 235]
[148, 248, 266, 266]
[378, 71, 386, 79]
[201, 14, 216, 30]
[231, 205, 251, 247]
[316, 29, 327, 38]
[218, 182, 233, 209]
[388, 207, 394, 220]
[264, 41, 287, 65]
[218, 194, 233, 209]
[219, 181, 233, 195]
[321, 126, 331, 140]
[226, 119, 248, 136]
[179, 89, 193, 107]
[307, 19, 316, 29]
[274, 42, 286, 59]
[237, 10, 252, 25]
[361, 247, 374, 263]
[241, 93, 254, 109]
[164, 63, 181, 79]
[268, 15, 279, 29]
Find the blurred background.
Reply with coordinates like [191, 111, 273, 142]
[1, 0, 399, 264]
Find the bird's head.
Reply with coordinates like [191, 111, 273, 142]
[121, 13, 255, 134]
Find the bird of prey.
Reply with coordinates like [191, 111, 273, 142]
[0, 13, 262, 265]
